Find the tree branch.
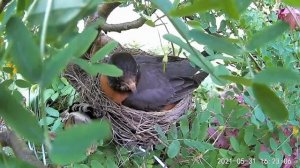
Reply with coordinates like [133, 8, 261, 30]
[101, 17, 147, 32]
[85, 2, 121, 26]
[98, 2, 121, 21]
[0, 130, 46, 168]
[85, 2, 147, 32]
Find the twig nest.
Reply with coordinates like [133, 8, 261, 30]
[64, 51, 192, 148]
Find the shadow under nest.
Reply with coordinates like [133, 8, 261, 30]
[64, 49, 192, 148]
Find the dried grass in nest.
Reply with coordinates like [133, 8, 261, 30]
[64, 53, 192, 148]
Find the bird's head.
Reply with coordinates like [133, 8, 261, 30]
[107, 52, 139, 93]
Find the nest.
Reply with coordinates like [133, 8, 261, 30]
[64, 51, 192, 148]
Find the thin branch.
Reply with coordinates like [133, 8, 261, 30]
[0, 130, 46, 168]
[101, 17, 147, 33]
[154, 14, 166, 23]
[155, 14, 175, 56]
[249, 53, 263, 71]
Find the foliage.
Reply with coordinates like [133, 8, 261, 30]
[0, 0, 299, 167]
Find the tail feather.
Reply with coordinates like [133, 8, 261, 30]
[193, 71, 209, 85]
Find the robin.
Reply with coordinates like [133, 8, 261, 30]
[100, 52, 208, 111]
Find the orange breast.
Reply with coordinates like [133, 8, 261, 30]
[100, 76, 129, 105]
[162, 103, 176, 111]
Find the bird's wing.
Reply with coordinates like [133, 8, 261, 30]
[123, 65, 175, 111]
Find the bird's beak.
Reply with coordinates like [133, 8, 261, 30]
[126, 80, 137, 93]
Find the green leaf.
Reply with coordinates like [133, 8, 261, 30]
[190, 29, 242, 56]
[163, 34, 193, 54]
[211, 65, 230, 86]
[106, 158, 118, 168]
[180, 116, 189, 138]
[45, 107, 60, 117]
[145, 20, 156, 27]
[163, 34, 215, 74]
[51, 92, 59, 101]
[74, 59, 123, 77]
[254, 108, 266, 122]
[51, 118, 62, 132]
[269, 138, 278, 151]
[220, 75, 253, 86]
[15, 79, 32, 88]
[91, 41, 119, 63]
[246, 21, 290, 51]
[244, 126, 254, 145]
[283, 0, 300, 7]
[198, 124, 208, 141]
[199, 110, 210, 123]
[170, 0, 248, 19]
[187, 20, 203, 30]
[17, 0, 31, 13]
[236, 0, 252, 13]
[254, 67, 300, 85]
[152, 0, 217, 80]
[222, 0, 240, 19]
[207, 97, 222, 114]
[39, 117, 55, 126]
[61, 85, 73, 96]
[252, 83, 289, 122]
[0, 86, 44, 143]
[151, 0, 190, 38]
[42, 26, 98, 87]
[2, 67, 14, 74]
[29, 0, 100, 26]
[183, 140, 214, 152]
[0, 0, 16, 33]
[191, 114, 200, 139]
[154, 124, 168, 144]
[91, 160, 104, 168]
[0, 153, 35, 168]
[170, 0, 222, 17]
[50, 120, 111, 165]
[168, 124, 178, 139]
[282, 142, 292, 156]
[273, 152, 283, 167]
[230, 137, 240, 152]
[6, 17, 42, 83]
[0, 79, 14, 88]
[167, 140, 181, 158]
[43, 89, 55, 102]
[74, 164, 90, 168]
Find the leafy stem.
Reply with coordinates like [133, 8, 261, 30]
[40, 0, 53, 152]
[40, 0, 53, 57]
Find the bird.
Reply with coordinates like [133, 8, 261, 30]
[100, 52, 209, 111]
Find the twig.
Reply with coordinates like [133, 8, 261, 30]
[154, 14, 166, 23]
[101, 17, 147, 32]
[248, 53, 263, 71]
[155, 14, 175, 56]
[0, 130, 46, 168]
[139, 146, 168, 168]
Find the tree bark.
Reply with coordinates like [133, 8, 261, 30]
[0, 130, 46, 168]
